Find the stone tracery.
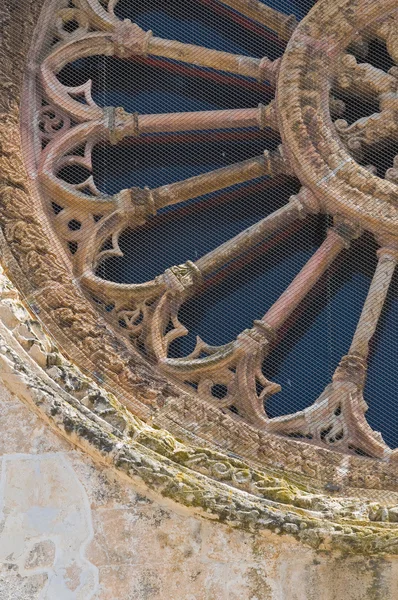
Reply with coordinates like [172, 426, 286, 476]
[19, 0, 398, 461]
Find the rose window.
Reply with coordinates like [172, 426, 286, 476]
[22, 0, 398, 462]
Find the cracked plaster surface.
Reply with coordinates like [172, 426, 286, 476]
[0, 453, 98, 599]
[1, 382, 398, 599]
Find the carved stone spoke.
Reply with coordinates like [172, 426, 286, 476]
[38, 99, 287, 278]
[217, 0, 297, 41]
[145, 189, 317, 354]
[103, 103, 278, 142]
[157, 220, 359, 426]
[24, 0, 398, 461]
[43, 32, 279, 126]
[76, 187, 311, 351]
[151, 148, 290, 210]
[132, 104, 278, 136]
[270, 245, 398, 458]
[195, 189, 317, 277]
[147, 35, 277, 83]
[78, 0, 294, 42]
[259, 221, 359, 330]
[41, 23, 278, 124]
[347, 246, 398, 363]
[40, 122, 290, 259]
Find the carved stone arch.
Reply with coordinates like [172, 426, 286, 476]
[2, 0, 398, 553]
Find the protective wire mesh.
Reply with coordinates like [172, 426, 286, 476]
[17, 0, 398, 488]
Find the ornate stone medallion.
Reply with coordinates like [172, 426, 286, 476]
[3, 0, 398, 551]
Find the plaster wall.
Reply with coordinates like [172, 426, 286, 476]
[0, 384, 398, 600]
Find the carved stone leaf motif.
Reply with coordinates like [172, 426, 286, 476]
[38, 104, 71, 142]
[5, 0, 398, 464]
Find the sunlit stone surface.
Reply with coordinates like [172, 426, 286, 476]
[3, 0, 398, 597]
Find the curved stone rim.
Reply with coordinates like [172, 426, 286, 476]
[0, 262, 397, 554]
[1, 0, 398, 523]
[277, 0, 398, 236]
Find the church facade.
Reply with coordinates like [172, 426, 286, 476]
[1, 0, 398, 597]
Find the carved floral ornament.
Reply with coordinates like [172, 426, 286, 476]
[3, 0, 398, 502]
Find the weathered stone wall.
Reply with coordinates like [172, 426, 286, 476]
[2, 0, 398, 596]
[1, 383, 398, 600]
[0, 255, 396, 599]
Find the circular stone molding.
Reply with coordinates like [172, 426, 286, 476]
[278, 0, 398, 234]
[1, 0, 398, 552]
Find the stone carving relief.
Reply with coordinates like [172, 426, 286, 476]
[19, 0, 398, 458]
[0, 264, 397, 554]
[2, 0, 398, 542]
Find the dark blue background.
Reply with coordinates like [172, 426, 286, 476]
[61, 0, 398, 447]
